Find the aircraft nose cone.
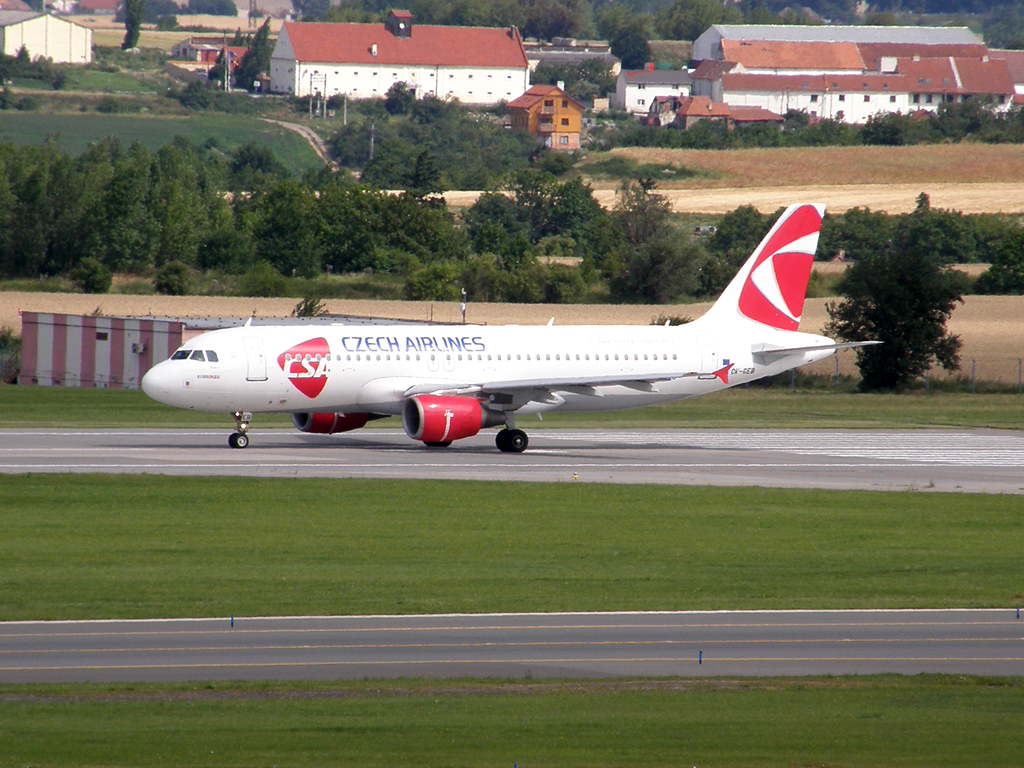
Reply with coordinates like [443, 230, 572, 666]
[141, 363, 171, 404]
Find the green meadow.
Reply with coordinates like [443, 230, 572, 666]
[0, 113, 323, 175]
[0, 677, 1021, 768]
[0, 475, 1019, 621]
[1, 383, 1022, 429]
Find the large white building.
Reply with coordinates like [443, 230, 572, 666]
[270, 10, 530, 105]
[0, 11, 91, 64]
[686, 24, 1012, 125]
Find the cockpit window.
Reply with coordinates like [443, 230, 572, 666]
[206, 350, 219, 362]
[171, 350, 190, 360]
[189, 350, 206, 362]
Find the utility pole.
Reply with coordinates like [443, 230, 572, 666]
[369, 120, 376, 159]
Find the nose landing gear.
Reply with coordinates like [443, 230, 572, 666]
[229, 411, 252, 449]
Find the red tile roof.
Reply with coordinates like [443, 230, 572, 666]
[77, 0, 118, 10]
[953, 57, 1014, 94]
[721, 39, 864, 70]
[990, 48, 1024, 83]
[675, 96, 732, 117]
[729, 105, 784, 122]
[856, 42, 988, 70]
[280, 21, 528, 69]
[507, 84, 583, 110]
[690, 59, 737, 80]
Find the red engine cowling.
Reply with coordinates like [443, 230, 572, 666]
[403, 395, 492, 444]
[292, 412, 371, 434]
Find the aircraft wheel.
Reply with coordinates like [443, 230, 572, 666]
[425, 441, 452, 448]
[495, 429, 512, 453]
[507, 429, 528, 453]
[229, 432, 248, 449]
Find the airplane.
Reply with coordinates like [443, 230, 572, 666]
[142, 203, 870, 452]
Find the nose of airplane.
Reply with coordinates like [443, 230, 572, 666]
[141, 362, 173, 404]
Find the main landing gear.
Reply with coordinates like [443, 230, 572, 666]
[495, 428, 528, 453]
[228, 411, 252, 449]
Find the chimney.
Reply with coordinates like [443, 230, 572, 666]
[371, 44, 377, 57]
[646, 62, 654, 71]
[557, 80, 565, 91]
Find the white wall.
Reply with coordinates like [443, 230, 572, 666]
[1, 15, 91, 64]
[614, 76, 691, 113]
[271, 57, 530, 105]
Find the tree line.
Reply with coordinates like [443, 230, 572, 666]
[1, 137, 1022, 304]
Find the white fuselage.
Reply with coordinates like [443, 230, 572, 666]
[141, 320, 836, 417]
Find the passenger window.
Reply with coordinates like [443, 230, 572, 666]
[555, 354, 560, 361]
[546, 354, 550, 361]
[347, 355, 351, 361]
[190, 350, 205, 361]
[171, 350, 189, 360]
[206, 351, 219, 362]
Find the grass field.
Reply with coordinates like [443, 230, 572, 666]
[0, 113, 323, 175]
[0, 676, 1021, 767]
[1, 475, 1020, 620]
[2, 384, 1021, 430]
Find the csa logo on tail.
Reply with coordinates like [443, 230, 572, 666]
[278, 338, 330, 398]
[738, 204, 822, 331]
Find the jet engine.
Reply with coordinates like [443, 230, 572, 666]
[292, 412, 371, 434]
[402, 395, 504, 446]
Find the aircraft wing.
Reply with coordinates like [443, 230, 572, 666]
[404, 370, 701, 399]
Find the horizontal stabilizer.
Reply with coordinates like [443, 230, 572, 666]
[751, 340, 882, 359]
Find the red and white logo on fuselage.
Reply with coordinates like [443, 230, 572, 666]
[278, 337, 330, 398]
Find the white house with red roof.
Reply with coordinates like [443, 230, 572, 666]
[270, 10, 530, 105]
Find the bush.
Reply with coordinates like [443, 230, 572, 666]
[71, 258, 112, 294]
[237, 261, 287, 297]
[154, 260, 192, 295]
[96, 96, 120, 114]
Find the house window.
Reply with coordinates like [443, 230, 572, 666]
[926, 94, 933, 103]
[637, 99, 644, 105]
[560, 136, 568, 144]
[913, 94, 920, 103]
[468, 74, 473, 79]
[838, 94, 845, 101]
[561, 118, 569, 126]
[864, 95, 870, 102]
[544, 100, 554, 107]
[890, 95, 896, 102]
[810, 94, 818, 102]
[562, 99, 568, 107]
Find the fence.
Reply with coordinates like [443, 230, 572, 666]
[803, 350, 1024, 391]
[0, 341, 18, 384]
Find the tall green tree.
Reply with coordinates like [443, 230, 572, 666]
[825, 247, 968, 391]
[656, 0, 742, 42]
[122, 0, 145, 50]
[234, 18, 273, 91]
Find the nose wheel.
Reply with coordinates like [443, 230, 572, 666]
[229, 411, 252, 449]
[496, 428, 528, 453]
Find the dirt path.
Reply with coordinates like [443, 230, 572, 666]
[261, 119, 337, 170]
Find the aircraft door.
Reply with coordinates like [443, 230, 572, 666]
[443, 352, 455, 372]
[243, 337, 268, 381]
[697, 336, 718, 374]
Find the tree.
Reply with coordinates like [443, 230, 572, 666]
[656, 0, 742, 42]
[384, 81, 415, 115]
[154, 260, 192, 295]
[975, 226, 1024, 294]
[607, 180, 704, 303]
[234, 18, 272, 91]
[122, 0, 145, 50]
[825, 247, 968, 391]
[598, 4, 652, 70]
[71, 257, 112, 293]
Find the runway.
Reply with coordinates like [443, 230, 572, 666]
[2, 428, 1023, 493]
[2, 610, 1020, 683]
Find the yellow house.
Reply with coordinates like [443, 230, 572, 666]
[508, 84, 584, 150]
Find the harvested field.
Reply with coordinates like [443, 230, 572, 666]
[586, 144, 1024, 188]
[446, 183, 1024, 215]
[3, 292, 1021, 382]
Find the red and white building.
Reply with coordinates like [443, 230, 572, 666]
[688, 25, 1014, 124]
[270, 10, 530, 105]
[18, 313, 183, 389]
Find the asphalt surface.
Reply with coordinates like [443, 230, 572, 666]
[2, 427, 1023, 493]
[2, 610, 1021, 683]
